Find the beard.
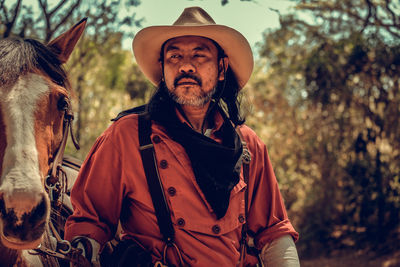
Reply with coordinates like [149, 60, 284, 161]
[167, 73, 218, 107]
[168, 85, 217, 107]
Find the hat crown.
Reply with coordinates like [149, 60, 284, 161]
[173, 7, 216, 26]
[133, 6, 254, 88]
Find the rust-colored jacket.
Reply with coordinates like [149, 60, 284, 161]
[64, 111, 298, 266]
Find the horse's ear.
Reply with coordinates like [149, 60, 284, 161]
[48, 18, 87, 64]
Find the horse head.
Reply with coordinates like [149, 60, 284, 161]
[0, 19, 86, 250]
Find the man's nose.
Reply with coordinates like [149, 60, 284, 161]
[179, 59, 195, 73]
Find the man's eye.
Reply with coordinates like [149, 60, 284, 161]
[170, 54, 180, 59]
[194, 54, 205, 58]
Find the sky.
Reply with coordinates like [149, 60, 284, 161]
[17, 0, 294, 55]
[123, 0, 295, 53]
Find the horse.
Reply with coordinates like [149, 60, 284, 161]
[0, 19, 86, 266]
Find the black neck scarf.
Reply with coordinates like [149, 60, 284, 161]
[148, 88, 243, 219]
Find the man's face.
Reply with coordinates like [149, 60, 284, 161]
[161, 36, 227, 107]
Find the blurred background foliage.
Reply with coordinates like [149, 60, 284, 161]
[249, 0, 400, 260]
[1, 0, 399, 264]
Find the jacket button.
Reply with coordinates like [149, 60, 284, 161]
[152, 135, 161, 144]
[167, 187, 176, 196]
[212, 224, 221, 234]
[238, 214, 245, 223]
[160, 159, 168, 169]
[177, 218, 185, 227]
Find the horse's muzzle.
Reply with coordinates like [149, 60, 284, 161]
[0, 194, 49, 249]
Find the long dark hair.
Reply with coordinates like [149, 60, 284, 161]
[215, 65, 245, 126]
[0, 37, 69, 88]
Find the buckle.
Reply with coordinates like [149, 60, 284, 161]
[242, 148, 251, 164]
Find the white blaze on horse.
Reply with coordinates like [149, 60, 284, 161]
[0, 19, 86, 266]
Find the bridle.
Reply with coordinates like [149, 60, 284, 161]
[31, 98, 90, 266]
[45, 97, 79, 202]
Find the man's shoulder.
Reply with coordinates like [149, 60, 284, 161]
[90, 113, 140, 155]
[108, 105, 148, 130]
[102, 110, 141, 139]
[237, 124, 265, 150]
[237, 124, 258, 139]
[111, 105, 147, 122]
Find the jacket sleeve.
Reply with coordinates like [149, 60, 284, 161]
[64, 129, 126, 246]
[240, 126, 299, 250]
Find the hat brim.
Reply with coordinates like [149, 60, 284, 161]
[132, 24, 254, 89]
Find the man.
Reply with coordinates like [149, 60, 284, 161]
[65, 6, 300, 267]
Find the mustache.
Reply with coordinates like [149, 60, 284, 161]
[174, 73, 202, 87]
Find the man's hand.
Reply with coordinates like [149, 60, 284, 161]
[71, 253, 94, 267]
[70, 236, 101, 267]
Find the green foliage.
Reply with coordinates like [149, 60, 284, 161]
[251, 0, 400, 257]
[65, 32, 152, 159]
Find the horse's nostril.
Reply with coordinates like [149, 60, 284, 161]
[0, 197, 6, 215]
[28, 194, 48, 223]
[1, 194, 49, 243]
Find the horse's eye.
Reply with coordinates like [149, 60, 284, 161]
[57, 96, 69, 111]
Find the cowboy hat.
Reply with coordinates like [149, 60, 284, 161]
[132, 6, 254, 89]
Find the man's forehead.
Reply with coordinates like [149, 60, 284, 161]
[163, 36, 217, 51]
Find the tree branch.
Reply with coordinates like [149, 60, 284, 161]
[49, 0, 67, 17]
[9, 0, 22, 26]
[360, 0, 373, 34]
[0, 0, 9, 23]
[18, 18, 28, 38]
[384, 0, 398, 25]
[365, 0, 400, 37]
[38, 0, 51, 39]
[0, 0, 7, 22]
[3, 0, 22, 38]
[47, 0, 81, 42]
[339, 4, 400, 38]
[299, 1, 400, 38]
[38, 0, 48, 16]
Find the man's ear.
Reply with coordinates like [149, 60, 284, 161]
[218, 57, 229, 81]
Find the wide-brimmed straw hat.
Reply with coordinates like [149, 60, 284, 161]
[132, 6, 254, 89]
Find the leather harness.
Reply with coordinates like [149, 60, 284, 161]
[30, 98, 89, 267]
[45, 98, 80, 202]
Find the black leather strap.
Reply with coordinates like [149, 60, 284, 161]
[138, 113, 175, 244]
[112, 105, 147, 121]
[237, 127, 264, 266]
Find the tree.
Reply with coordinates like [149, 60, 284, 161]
[251, 0, 400, 257]
[65, 32, 153, 158]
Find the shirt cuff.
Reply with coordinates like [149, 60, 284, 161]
[64, 221, 110, 247]
[255, 219, 299, 250]
[261, 234, 300, 267]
